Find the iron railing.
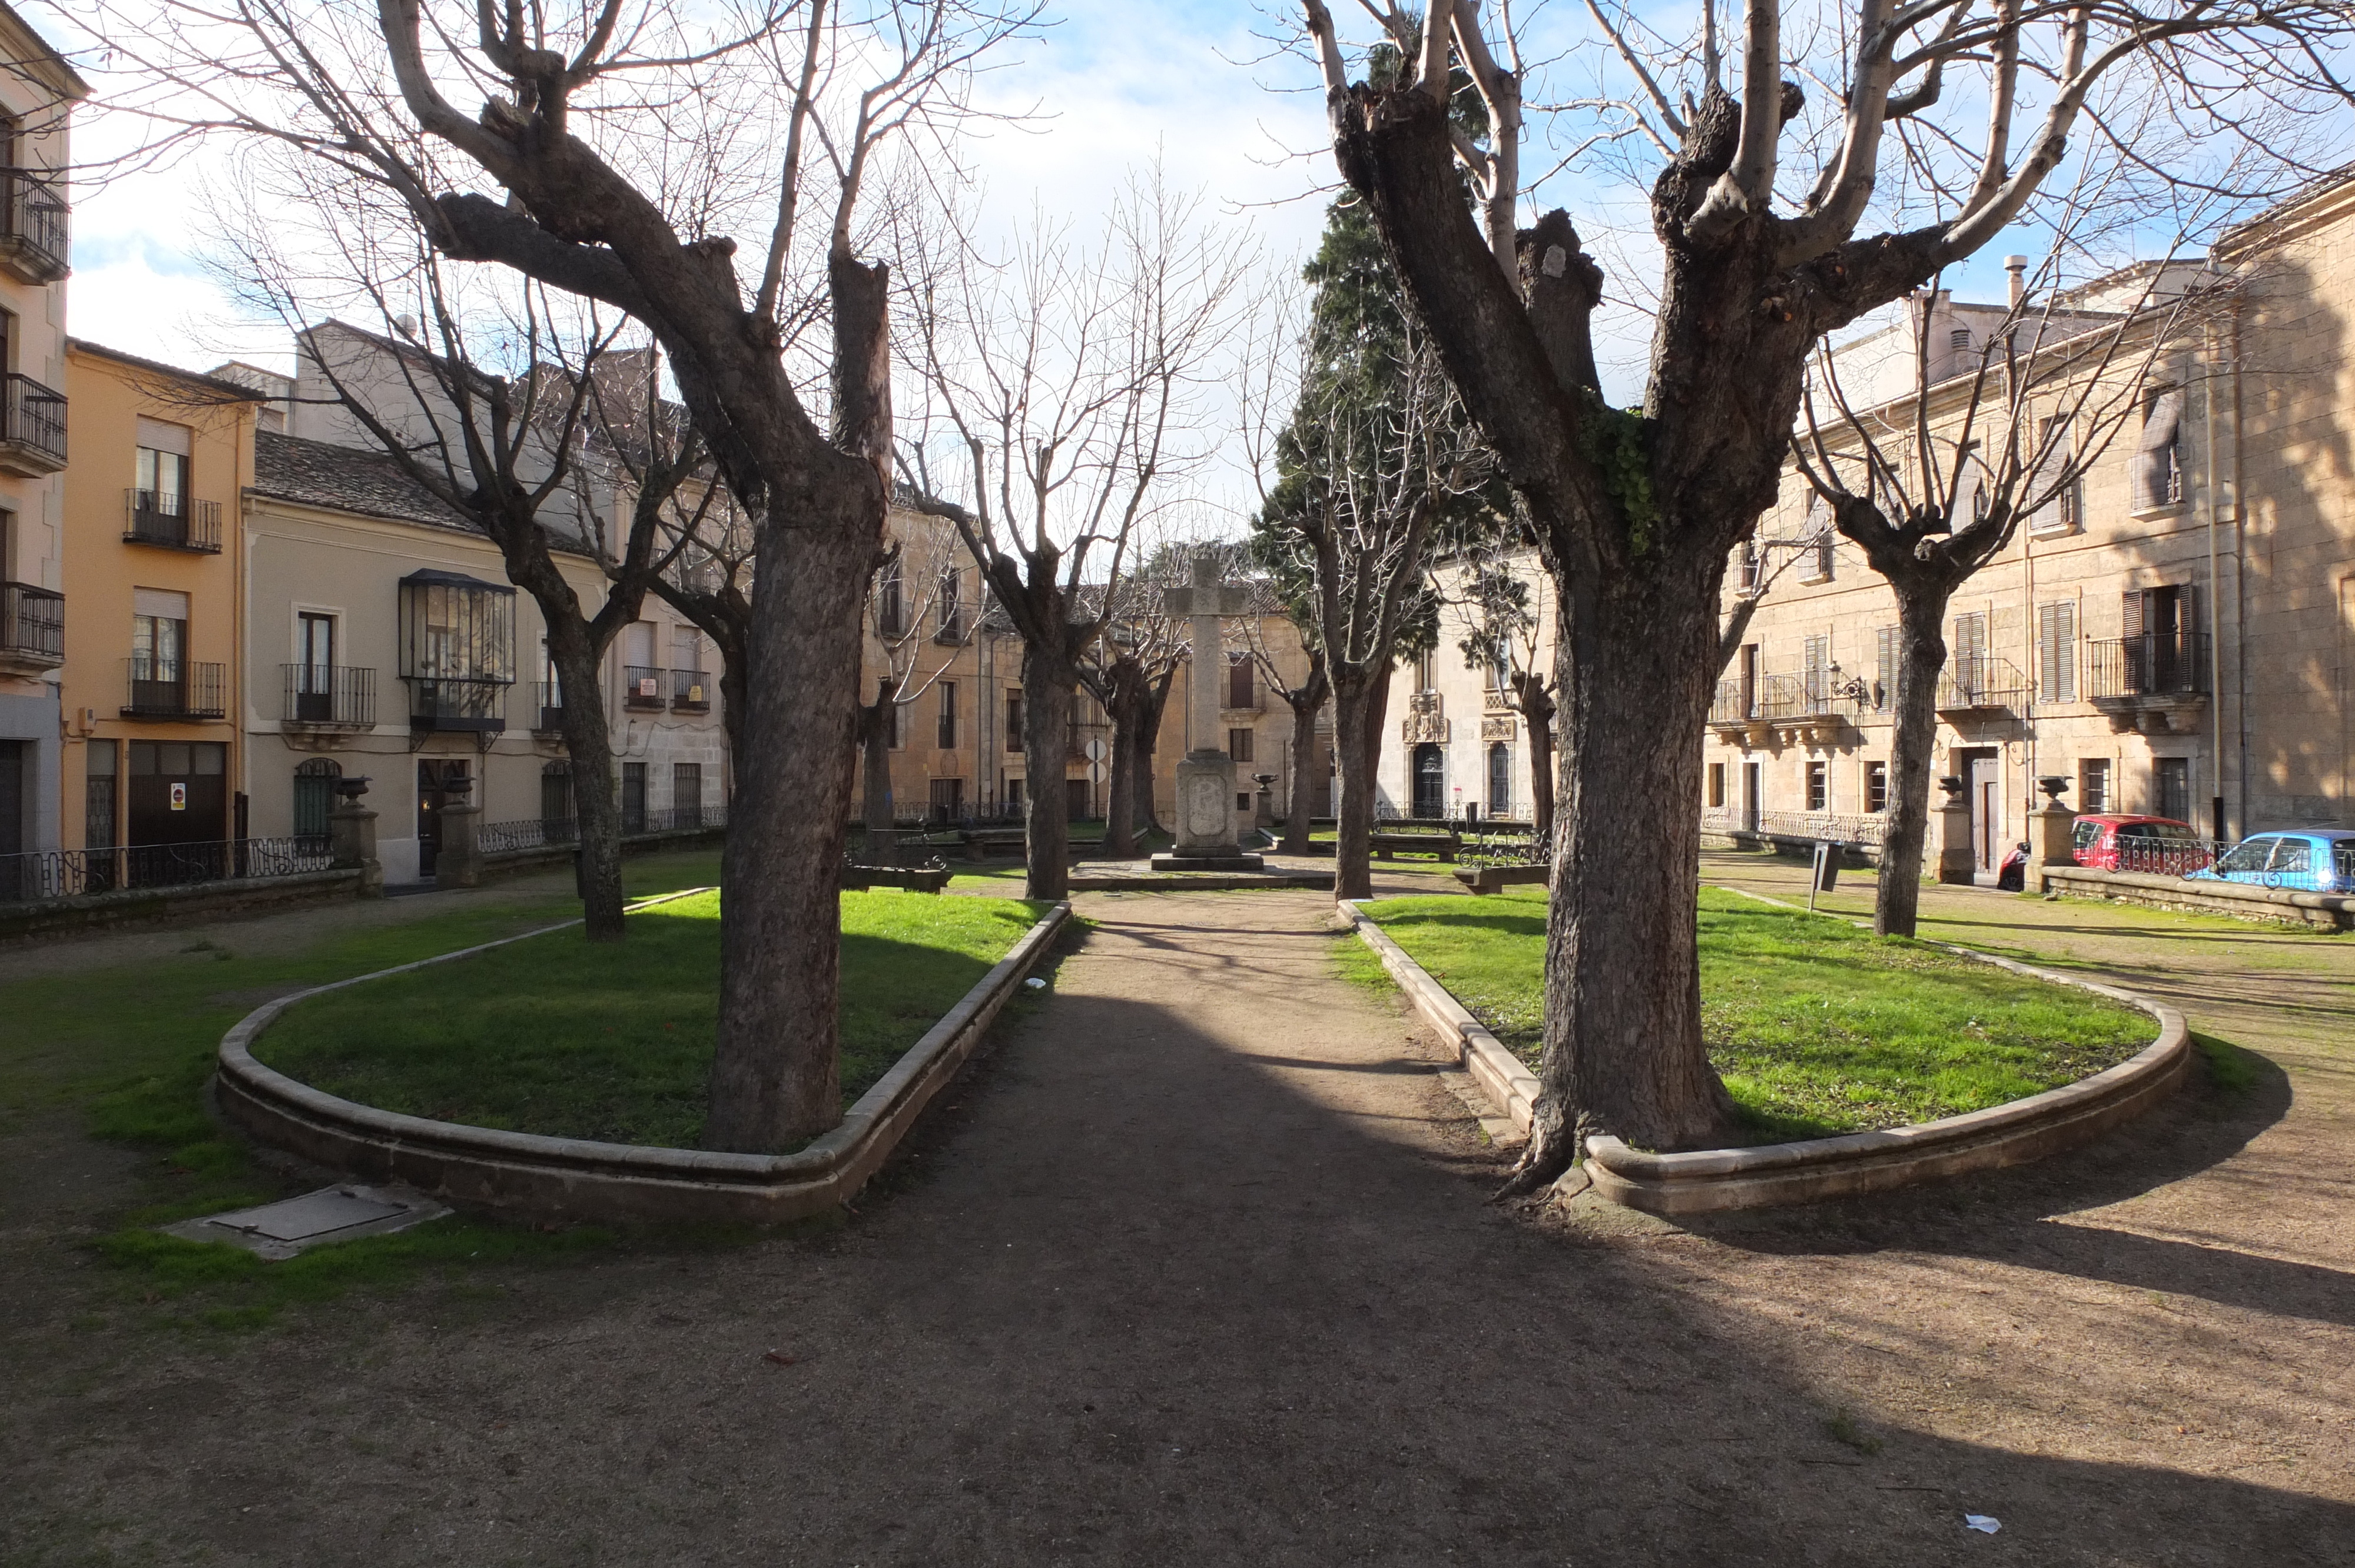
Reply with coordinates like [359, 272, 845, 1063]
[1, 581, 62, 662]
[0, 836, 334, 903]
[2104, 832, 2223, 876]
[622, 665, 667, 709]
[1738, 808, 1889, 848]
[671, 669, 712, 711]
[2088, 633, 2211, 699]
[405, 676, 508, 731]
[1709, 680, 1750, 725]
[0, 171, 69, 279]
[2, 373, 65, 466]
[1937, 653, 2029, 713]
[281, 664, 375, 726]
[1754, 673, 1837, 722]
[123, 490, 223, 552]
[533, 682, 566, 732]
[477, 804, 727, 858]
[122, 657, 226, 718]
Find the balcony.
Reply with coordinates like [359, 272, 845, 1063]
[672, 669, 712, 712]
[122, 657, 226, 719]
[1935, 655, 2029, 718]
[405, 675, 508, 734]
[1708, 680, 1752, 729]
[2089, 633, 2210, 734]
[281, 665, 376, 729]
[0, 582, 62, 675]
[1709, 674, 1849, 746]
[0, 373, 65, 476]
[533, 681, 566, 733]
[0, 172, 68, 284]
[623, 665, 667, 710]
[124, 491, 223, 553]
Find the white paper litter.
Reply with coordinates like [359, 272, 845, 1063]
[1963, 1514, 2001, 1534]
[1024, 977, 1047, 989]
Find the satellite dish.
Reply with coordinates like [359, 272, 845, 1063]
[1085, 738, 1107, 762]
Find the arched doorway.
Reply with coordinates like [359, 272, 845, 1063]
[1487, 742, 1511, 818]
[1411, 743, 1445, 819]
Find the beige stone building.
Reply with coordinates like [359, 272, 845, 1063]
[0, 7, 79, 882]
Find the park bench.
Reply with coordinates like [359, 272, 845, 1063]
[1369, 829, 1461, 862]
[963, 828, 1029, 861]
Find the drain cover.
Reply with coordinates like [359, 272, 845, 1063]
[164, 1184, 450, 1260]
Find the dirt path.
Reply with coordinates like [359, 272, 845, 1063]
[3, 881, 2351, 1564]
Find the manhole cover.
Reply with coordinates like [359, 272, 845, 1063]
[163, 1184, 450, 1260]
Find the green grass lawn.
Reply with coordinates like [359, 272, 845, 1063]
[1355, 886, 2156, 1140]
[254, 889, 1047, 1148]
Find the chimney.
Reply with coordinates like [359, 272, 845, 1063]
[2004, 255, 2029, 309]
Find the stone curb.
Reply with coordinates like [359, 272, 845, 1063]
[2037, 864, 2353, 931]
[1340, 891, 2190, 1217]
[1336, 901, 1541, 1139]
[214, 891, 1073, 1225]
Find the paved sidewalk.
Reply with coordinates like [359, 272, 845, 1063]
[2, 883, 2351, 1564]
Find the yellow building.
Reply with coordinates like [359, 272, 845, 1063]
[0, 5, 81, 885]
[58, 342, 256, 863]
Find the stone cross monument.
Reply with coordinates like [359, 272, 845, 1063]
[1150, 556, 1265, 871]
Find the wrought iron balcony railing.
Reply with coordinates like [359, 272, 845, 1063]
[623, 664, 666, 709]
[0, 373, 65, 473]
[1936, 654, 2029, 714]
[533, 680, 566, 732]
[0, 581, 62, 666]
[124, 490, 223, 552]
[281, 664, 376, 727]
[671, 669, 712, 712]
[0, 171, 68, 283]
[2088, 633, 2210, 700]
[122, 657, 227, 719]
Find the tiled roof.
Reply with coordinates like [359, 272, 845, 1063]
[251, 430, 478, 532]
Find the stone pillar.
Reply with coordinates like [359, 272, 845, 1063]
[436, 777, 484, 889]
[1934, 778, 1975, 885]
[329, 777, 385, 899]
[1151, 557, 1263, 871]
[1252, 773, 1276, 831]
[2029, 804, 2078, 892]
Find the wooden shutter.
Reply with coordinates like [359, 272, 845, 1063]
[2121, 589, 2146, 639]
[1875, 626, 1896, 710]
[2037, 601, 2075, 702]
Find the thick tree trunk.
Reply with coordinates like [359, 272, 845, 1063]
[1133, 666, 1176, 839]
[1331, 673, 1378, 902]
[1363, 661, 1392, 792]
[1514, 569, 1735, 1187]
[856, 677, 898, 833]
[545, 626, 626, 941]
[703, 483, 877, 1152]
[1517, 679, 1555, 848]
[1021, 649, 1073, 899]
[1878, 587, 1952, 939]
[1103, 703, 1139, 859]
[1282, 688, 1324, 854]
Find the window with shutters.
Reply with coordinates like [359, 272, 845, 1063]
[1228, 727, 1255, 764]
[1004, 689, 1023, 751]
[1865, 760, 1889, 813]
[1952, 612, 1988, 690]
[2081, 758, 2110, 813]
[1802, 634, 1830, 706]
[1873, 626, 1897, 710]
[2134, 388, 2185, 510]
[1799, 495, 1835, 582]
[1707, 763, 1725, 809]
[1737, 540, 1762, 593]
[2036, 600, 2077, 703]
[1227, 652, 1255, 709]
[937, 680, 957, 749]
[2026, 414, 2078, 533]
[1806, 760, 1828, 812]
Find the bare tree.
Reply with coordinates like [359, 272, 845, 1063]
[1794, 254, 2227, 936]
[1240, 611, 1331, 856]
[899, 172, 1252, 899]
[1083, 569, 1188, 861]
[1297, 0, 2354, 1181]
[89, 0, 1040, 1151]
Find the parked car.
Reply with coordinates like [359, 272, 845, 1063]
[2188, 830, 2355, 894]
[2071, 814, 2213, 875]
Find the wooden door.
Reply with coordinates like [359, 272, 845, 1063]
[416, 759, 470, 876]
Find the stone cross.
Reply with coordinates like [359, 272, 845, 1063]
[1154, 556, 1264, 865]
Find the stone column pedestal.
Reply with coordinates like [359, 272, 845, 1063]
[1935, 798, 1976, 885]
[329, 802, 385, 899]
[437, 802, 484, 888]
[2028, 803, 2078, 892]
[1150, 751, 1263, 871]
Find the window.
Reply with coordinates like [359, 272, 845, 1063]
[2213, 838, 2271, 875]
[877, 558, 905, 637]
[2036, 600, 2077, 703]
[621, 762, 647, 835]
[2081, 758, 2111, 813]
[1806, 759, 1829, 813]
[1865, 760, 1889, 813]
[1873, 626, 1897, 710]
[936, 564, 964, 640]
[2135, 387, 2184, 510]
[1707, 762, 1725, 809]
[292, 758, 340, 846]
[132, 589, 188, 682]
[929, 777, 964, 822]
[135, 418, 193, 520]
[1800, 495, 1835, 582]
[1228, 653, 1255, 709]
[2026, 414, 2078, 533]
[673, 763, 702, 828]
[1486, 743, 1512, 815]
[1802, 634, 1830, 706]
[1414, 650, 1435, 692]
[85, 739, 117, 853]
[540, 762, 575, 833]
[1228, 726, 1255, 764]
[399, 569, 515, 728]
[1737, 540, 1762, 593]
[2267, 838, 2313, 877]
[2153, 757, 2191, 822]
[938, 681, 957, 749]
[1004, 689, 1023, 751]
[1952, 612, 1988, 689]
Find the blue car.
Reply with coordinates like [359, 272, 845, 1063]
[2187, 829, 2355, 894]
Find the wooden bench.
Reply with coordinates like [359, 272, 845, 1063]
[963, 828, 1029, 862]
[1369, 830, 1461, 862]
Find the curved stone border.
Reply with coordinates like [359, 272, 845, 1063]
[216, 889, 1072, 1225]
[1338, 894, 2190, 1217]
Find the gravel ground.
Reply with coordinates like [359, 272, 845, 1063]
[1, 862, 2350, 1565]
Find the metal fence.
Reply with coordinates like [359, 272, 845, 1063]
[0, 836, 334, 903]
[2103, 833, 2224, 876]
[478, 805, 727, 856]
[1703, 806, 1888, 849]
